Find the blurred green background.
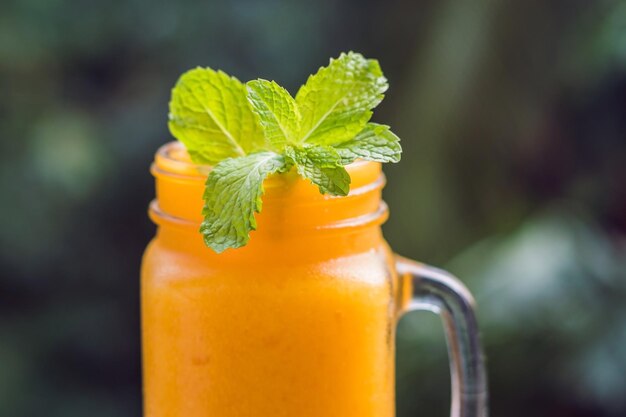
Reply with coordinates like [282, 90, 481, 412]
[1, 0, 625, 416]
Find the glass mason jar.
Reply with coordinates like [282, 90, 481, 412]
[142, 142, 488, 417]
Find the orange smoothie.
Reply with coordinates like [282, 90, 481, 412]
[142, 142, 399, 417]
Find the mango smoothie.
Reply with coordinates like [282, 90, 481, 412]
[142, 142, 399, 417]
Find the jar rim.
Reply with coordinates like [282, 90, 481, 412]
[149, 141, 388, 233]
[152, 141, 372, 184]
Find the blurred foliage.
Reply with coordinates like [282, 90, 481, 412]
[0, 0, 625, 416]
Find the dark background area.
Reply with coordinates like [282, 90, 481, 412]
[1, 1, 625, 416]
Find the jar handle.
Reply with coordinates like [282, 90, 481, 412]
[395, 256, 488, 417]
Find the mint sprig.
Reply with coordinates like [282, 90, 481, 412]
[168, 52, 402, 252]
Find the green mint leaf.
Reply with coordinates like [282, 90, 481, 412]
[284, 145, 350, 196]
[200, 152, 289, 252]
[168, 67, 266, 165]
[168, 52, 404, 252]
[246, 79, 300, 150]
[334, 123, 402, 164]
[295, 52, 388, 146]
